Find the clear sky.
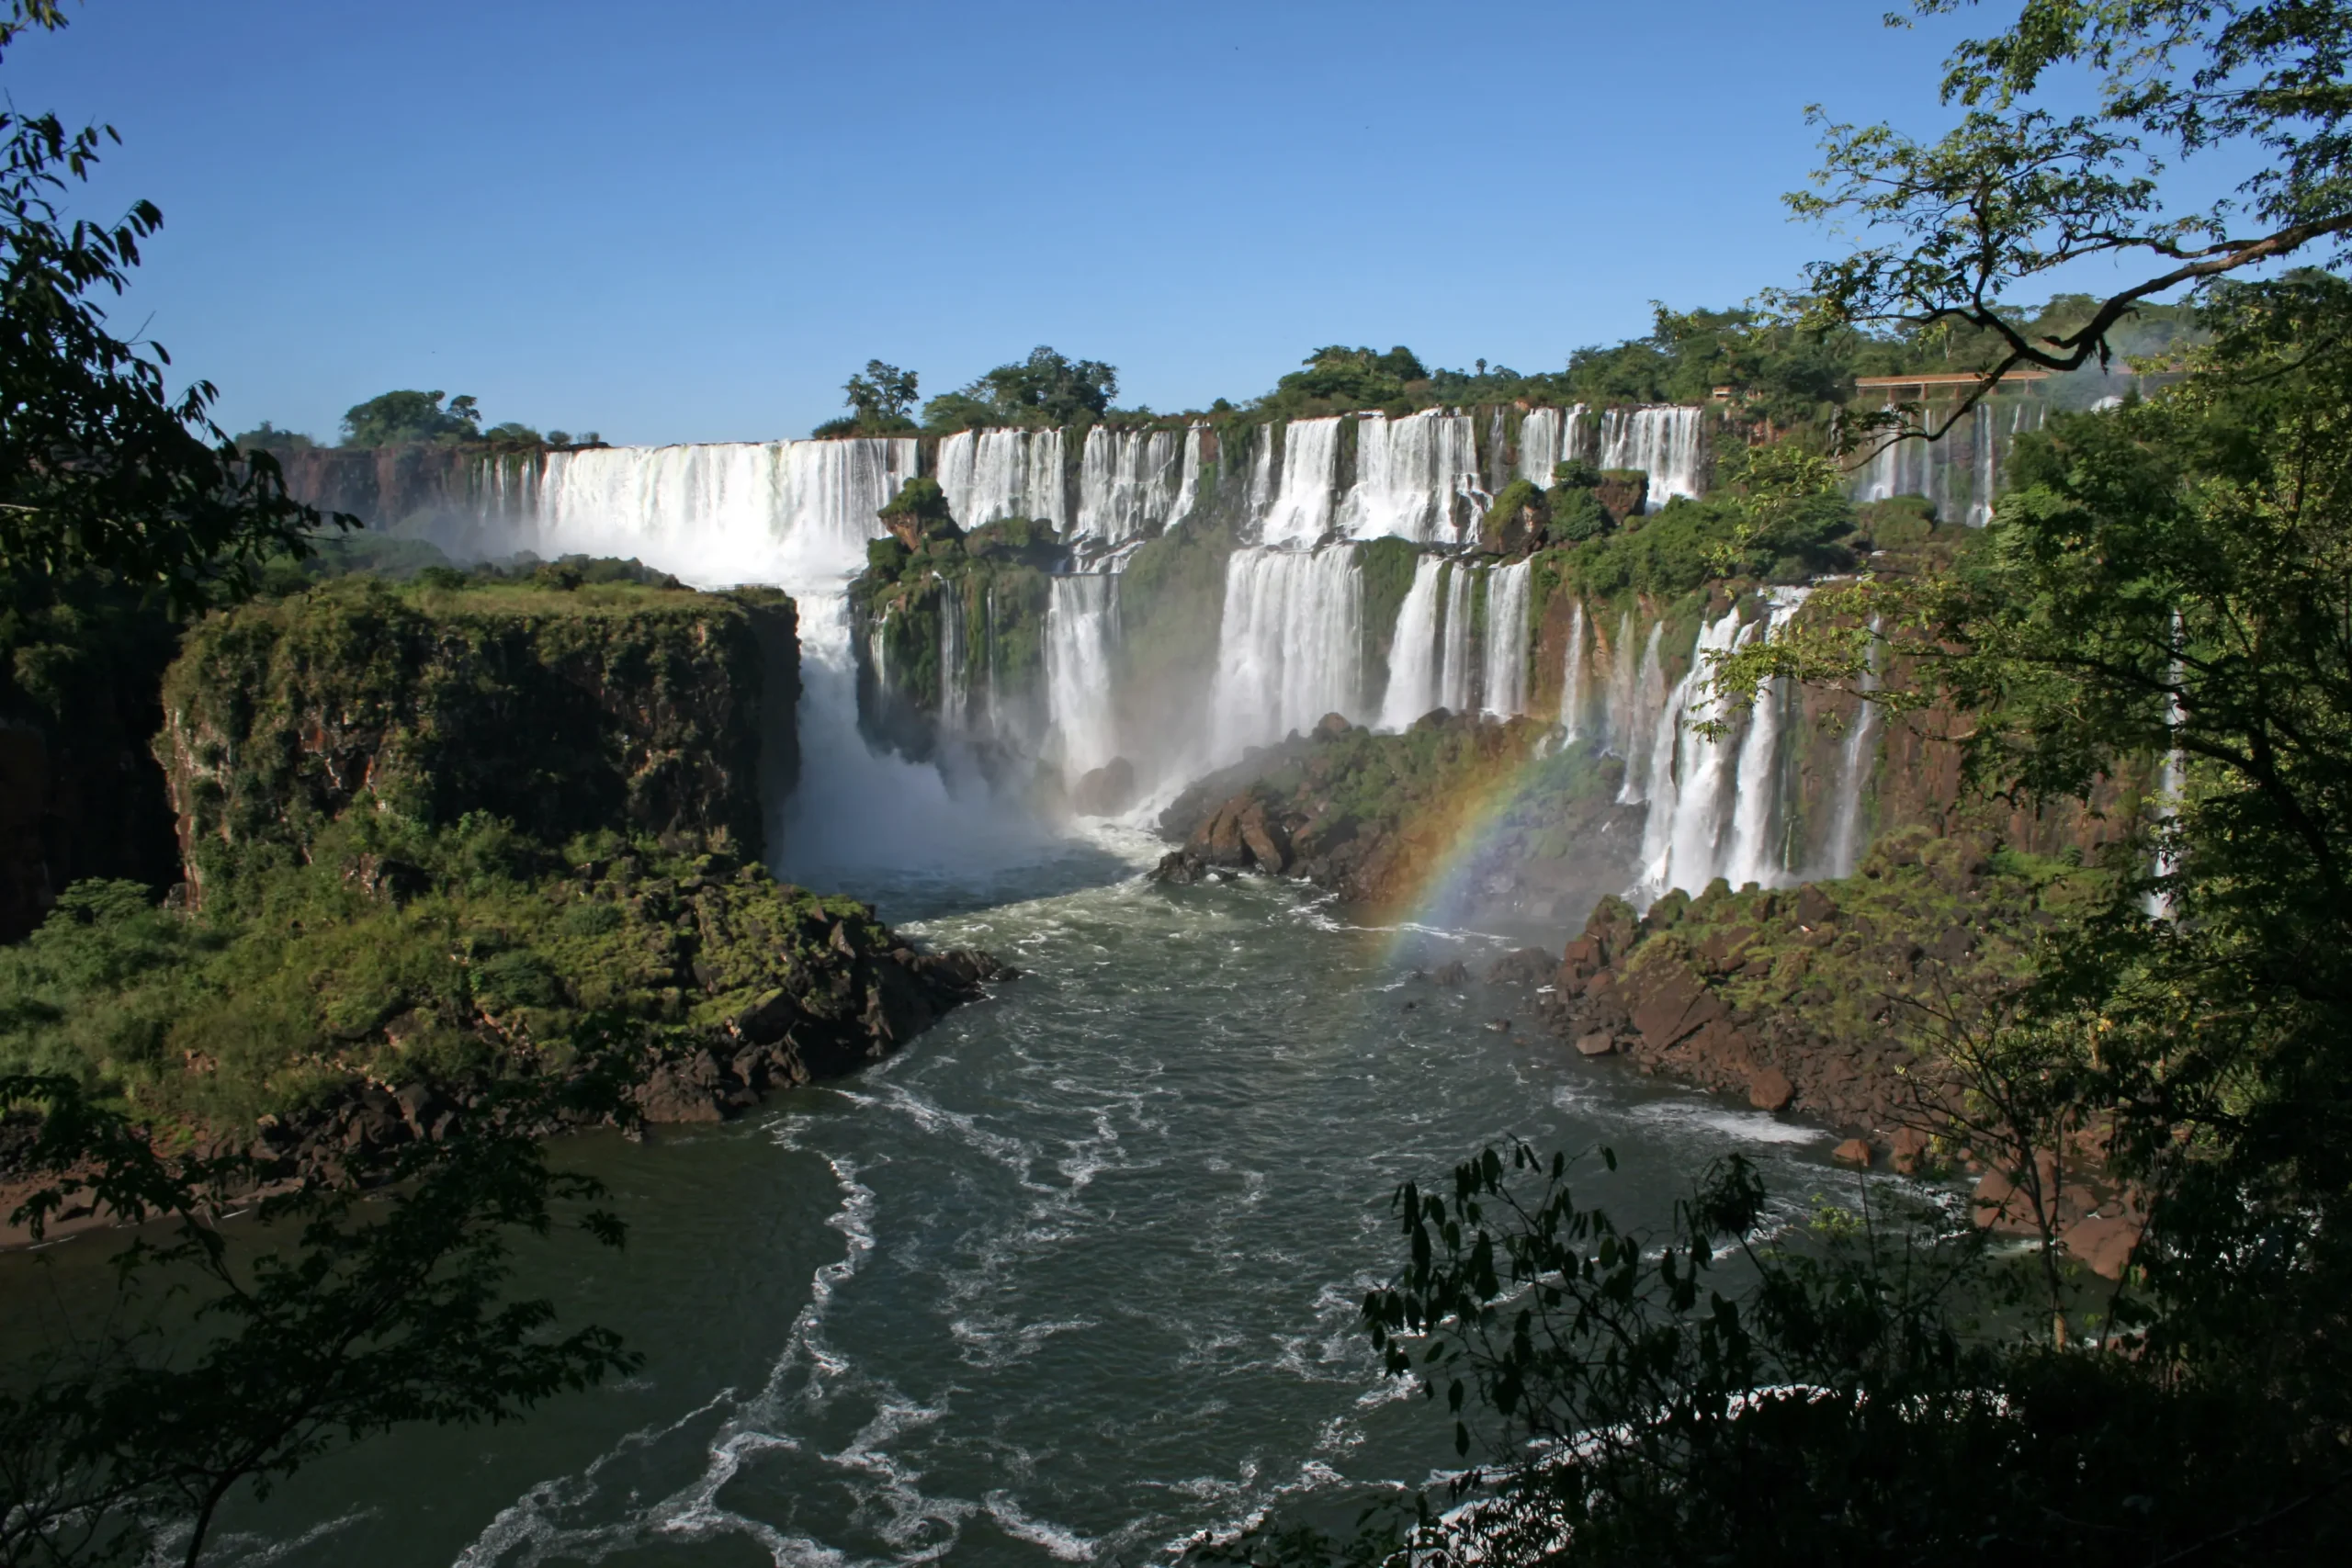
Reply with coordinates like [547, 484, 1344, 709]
[2, 1, 2166, 446]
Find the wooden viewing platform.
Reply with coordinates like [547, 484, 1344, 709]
[1854, 368, 2053, 395]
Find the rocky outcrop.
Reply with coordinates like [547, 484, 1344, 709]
[1154, 710, 1647, 921]
[155, 577, 796, 905]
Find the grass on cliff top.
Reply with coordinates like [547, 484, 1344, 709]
[0, 815, 877, 1133]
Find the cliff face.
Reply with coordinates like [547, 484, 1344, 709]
[155, 578, 797, 903]
[0, 575, 183, 942]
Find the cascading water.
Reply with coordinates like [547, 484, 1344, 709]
[1341, 410, 1484, 545]
[935, 427, 1069, 533]
[494, 437, 1067, 891]
[1636, 609, 1755, 897]
[1634, 592, 1816, 901]
[1435, 562, 1476, 715]
[1514, 404, 1591, 487]
[1376, 555, 1447, 731]
[1599, 407, 1704, 511]
[1559, 599, 1589, 740]
[1616, 622, 1666, 802]
[1479, 560, 1532, 717]
[1045, 575, 1121, 778]
[1206, 546, 1364, 764]
[1258, 418, 1341, 547]
[1818, 615, 1882, 879]
[1075, 426, 1193, 549]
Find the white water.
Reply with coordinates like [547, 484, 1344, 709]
[1435, 562, 1476, 716]
[1598, 407, 1704, 512]
[1206, 546, 1364, 763]
[1637, 608, 1755, 897]
[1855, 396, 2046, 526]
[1075, 427, 1193, 550]
[1479, 560, 1532, 717]
[1721, 589, 1810, 888]
[1045, 576, 1121, 779]
[1558, 599, 1589, 740]
[1514, 404, 1591, 487]
[1819, 616, 1882, 879]
[1258, 419, 1340, 547]
[1341, 410, 1484, 545]
[936, 428, 1069, 533]
[1616, 621, 1666, 803]
[1375, 555, 1447, 731]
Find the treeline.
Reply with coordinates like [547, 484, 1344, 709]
[813, 295, 2201, 442]
[234, 389, 605, 453]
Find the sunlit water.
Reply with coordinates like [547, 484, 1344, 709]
[62, 830, 1872, 1567]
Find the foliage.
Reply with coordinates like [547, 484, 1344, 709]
[921, 345, 1116, 431]
[1256, 346, 1430, 417]
[227, 421, 312, 452]
[876, 475, 959, 541]
[338, 389, 480, 448]
[0, 13, 341, 612]
[0, 1066, 637, 1568]
[1216, 1145, 2349, 1565]
[840, 358, 918, 432]
[1788, 0, 2352, 434]
[0, 813, 884, 1128]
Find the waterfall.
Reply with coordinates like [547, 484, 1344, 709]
[1721, 588, 1810, 887]
[1376, 555, 1447, 731]
[1856, 396, 2047, 526]
[1615, 621, 1665, 802]
[935, 428, 1068, 533]
[940, 583, 969, 730]
[1480, 559, 1533, 716]
[1598, 407, 1704, 511]
[1247, 424, 1275, 514]
[1514, 404, 1591, 487]
[2145, 610, 2188, 919]
[492, 436, 1063, 887]
[1045, 575, 1120, 777]
[1207, 546, 1364, 763]
[1342, 410, 1483, 545]
[1559, 599, 1589, 739]
[1819, 615, 1882, 879]
[1259, 418, 1341, 547]
[1076, 426, 1188, 548]
[1636, 609, 1756, 897]
[526, 438, 918, 584]
[1172, 426, 1203, 529]
[1436, 562, 1476, 715]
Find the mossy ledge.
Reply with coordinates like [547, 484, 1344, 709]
[0, 571, 1007, 1217]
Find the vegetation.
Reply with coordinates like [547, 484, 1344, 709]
[921, 345, 1118, 432]
[338, 389, 481, 447]
[0, 1066, 637, 1568]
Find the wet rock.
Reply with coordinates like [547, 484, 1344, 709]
[1832, 1136, 1875, 1167]
[1430, 961, 1470, 987]
[1072, 757, 1136, 818]
[1313, 713, 1353, 740]
[1237, 802, 1291, 874]
[2060, 1213, 2143, 1280]
[1889, 1124, 1932, 1174]
[1574, 1030, 1615, 1057]
[1747, 1066, 1795, 1111]
[1486, 948, 1557, 987]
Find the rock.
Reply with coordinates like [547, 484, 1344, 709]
[638, 1053, 729, 1124]
[1313, 713, 1352, 740]
[1747, 1066, 1794, 1111]
[1430, 961, 1470, 987]
[1574, 1030, 1615, 1057]
[1483, 1019, 1511, 1033]
[1889, 1125, 1932, 1174]
[1152, 850, 1206, 885]
[731, 987, 802, 1043]
[1192, 795, 1253, 867]
[1072, 757, 1136, 817]
[1971, 1168, 2041, 1234]
[1627, 962, 1725, 1052]
[1486, 948, 1557, 987]
[1793, 883, 1839, 928]
[1832, 1136, 1875, 1167]
[2060, 1213, 2143, 1280]
[1237, 802, 1291, 874]
[343, 853, 430, 904]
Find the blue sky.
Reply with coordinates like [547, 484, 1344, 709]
[5, 1, 2202, 446]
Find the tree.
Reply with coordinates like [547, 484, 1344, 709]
[0, 4, 341, 612]
[0, 1069, 639, 1568]
[843, 359, 918, 427]
[921, 345, 1117, 430]
[227, 422, 313, 452]
[338, 389, 481, 447]
[1791, 0, 2352, 436]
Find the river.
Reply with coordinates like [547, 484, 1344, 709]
[174, 826, 1861, 1567]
